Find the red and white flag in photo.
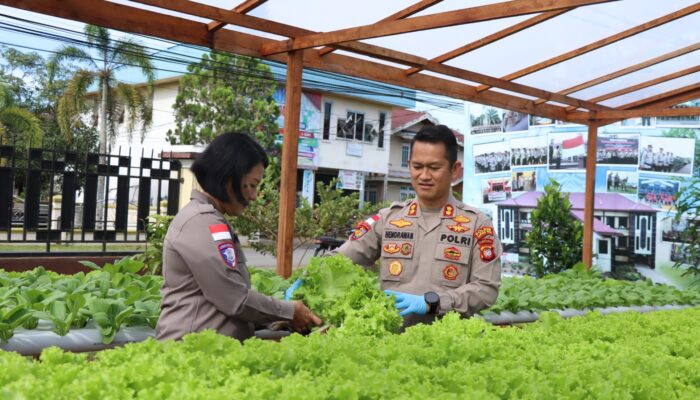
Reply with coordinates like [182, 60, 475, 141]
[561, 134, 585, 158]
[209, 224, 232, 242]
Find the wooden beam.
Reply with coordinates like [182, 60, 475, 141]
[634, 89, 700, 110]
[619, 82, 700, 110]
[582, 123, 599, 270]
[571, 65, 700, 108]
[318, 0, 444, 57]
[558, 42, 700, 96]
[1, 0, 570, 122]
[567, 107, 700, 121]
[207, 0, 267, 32]
[276, 50, 303, 279]
[477, 3, 700, 92]
[260, 0, 617, 56]
[405, 9, 570, 76]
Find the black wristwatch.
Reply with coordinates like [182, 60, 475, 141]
[424, 292, 440, 314]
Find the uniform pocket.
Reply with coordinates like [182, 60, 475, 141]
[433, 244, 470, 288]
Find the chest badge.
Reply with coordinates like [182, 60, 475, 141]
[400, 242, 413, 256]
[442, 264, 459, 281]
[383, 243, 400, 254]
[447, 224, 470, 233]
[452, 215, 471, 224]
[389, 218, 412, 228]
[444, 246, 461, 260]
[388, 260, 403, 276]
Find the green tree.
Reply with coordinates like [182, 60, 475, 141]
[0, 82, 43, 147]
[231, 177, 384, 258]
[483, 107, 502, 125]
[166, 51, 280, 148]
[662, 128, 700, 177]
[526, 179, 583, 277]
[672, 177, 700, 283]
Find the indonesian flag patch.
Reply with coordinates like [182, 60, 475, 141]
[217, 242, 237, 269]
[209, 224, 232, 242]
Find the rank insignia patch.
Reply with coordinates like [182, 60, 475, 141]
[217, 242, 237, 269]
[389, 218, 412, 228]
[480, 245, 496, 262]
[407, 202, 418, 217]
[400, 242, 413, 256]
[452, 215, 471, 224]
[442, 264, 459, 281]
[474, 226, 494, 241]
[388, 260, 403, 276]
[444, 246, 461, 260]
[383, 243, 400, 254]
[443, 204, 455, 217]
[447, 224, 470, 233]
[351, 221, 371, 240]
[209, 224, 232, 242]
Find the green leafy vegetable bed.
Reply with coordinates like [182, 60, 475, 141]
[486, 266, 700, 315]
[2, 308, 699, 399]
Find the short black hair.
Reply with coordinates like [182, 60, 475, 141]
[191, 132, 268, 206]
[410, 124, 458, 166]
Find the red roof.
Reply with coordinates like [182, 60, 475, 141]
[570, 210, 622, 236]
[391, 108, 430, 130]
[497, 191, 657, 212]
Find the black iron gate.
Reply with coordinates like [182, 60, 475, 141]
[0, 144, 180, 256]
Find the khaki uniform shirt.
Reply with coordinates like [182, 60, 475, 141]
[337, 195, 501, 327]
[156, 190, 295, 341]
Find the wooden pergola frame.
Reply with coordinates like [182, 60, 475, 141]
[3, 0, 698, 277]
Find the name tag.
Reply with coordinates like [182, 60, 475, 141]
[384, 231, 415, 240]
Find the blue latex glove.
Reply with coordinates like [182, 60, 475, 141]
[284, 278, 303, 301]
[384, 290, 427, 316]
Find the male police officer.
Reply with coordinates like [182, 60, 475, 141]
[336, 125, 501, 327]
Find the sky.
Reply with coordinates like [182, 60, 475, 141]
[1, 0, 699, 133]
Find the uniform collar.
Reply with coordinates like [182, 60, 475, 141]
[190, 189, 219, 210]
[404, 195, 460, 219]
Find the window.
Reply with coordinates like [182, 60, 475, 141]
[401, 143, 410, 168]
[365, 189, 377, 204]
[322, 102, 332, 140]
[598, 239, 609, 255]
[520, 211, 529, 224]
[337, 111, 367, 142]
[606, 216, 615, 227]
[399, 185, 415, 201]
[378, 112, 386, 149]
[618, 217, 628, 229]
[617, 236, 628, 249]
[520, 230, 528, 240]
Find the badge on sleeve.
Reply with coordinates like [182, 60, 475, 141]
[350, 214, 380, 241]
[217, 242, 237, 269]
[407, 202, 418, 216]
[474, 226, 494, 242]
[480, 245, 496, 262]
[209, 224, 232, 242]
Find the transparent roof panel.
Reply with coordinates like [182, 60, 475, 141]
[602, 71, 700, 107]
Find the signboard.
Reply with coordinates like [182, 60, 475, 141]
[276, 91, 321, 169]
[337, 170, 364, 191]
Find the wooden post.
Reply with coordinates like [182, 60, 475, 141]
[276, 50, 303, 278]
[582, 122, 599, 270]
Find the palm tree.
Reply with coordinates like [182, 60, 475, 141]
[52, 25, 155, 223]
[0, 82, 43, 148]
[53, 25, 155, 149]
[483, 107, 502, 125]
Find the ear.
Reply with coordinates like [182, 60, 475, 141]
[451, 160, 463, 182]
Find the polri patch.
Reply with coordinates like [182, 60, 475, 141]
[444, 246, 461, 260]
[474, 226, 494, 242]
[400, 242, 413, 256]
[351, 221, 371, 241]
[389, 218, 412, 228]
[217, 242, 237, 269]
[439, 233, 471, 246]
[209, 224, 232, 242]
[383, 242, 401, 254]
[443, 265, 459, 281]
[388, 260, 403, 276]
[480, 245, 496, 262]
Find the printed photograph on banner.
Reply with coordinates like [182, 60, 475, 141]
[605, 170, 638, 195]
[638, 175, 682, 211]
[548, 131, 587, 171]
[621, 117, 655, 128]
[482, 177, 512, 204]
[670, 243, 691, 263]
[661, 216, 696, 243]
[656, 101, 700, 127]
[638, 135, 695, 176]
[511, 170, 537, 192]
[502, 110, 529, 132]
[596, 133, 639, 166]
[469, 106, 503, 135]
[529, 115, 555, 127]
[473, 141, 511, 174]
[510, 136, 548, 167]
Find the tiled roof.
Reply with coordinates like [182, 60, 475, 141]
[570, 210, 623, 236]
[497, 191, 657, 212]
[391, 108, 431, 130]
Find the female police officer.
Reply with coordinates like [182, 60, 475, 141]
[156, 132, 321, 341]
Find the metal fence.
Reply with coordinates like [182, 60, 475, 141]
[0, 144, 180, 256]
